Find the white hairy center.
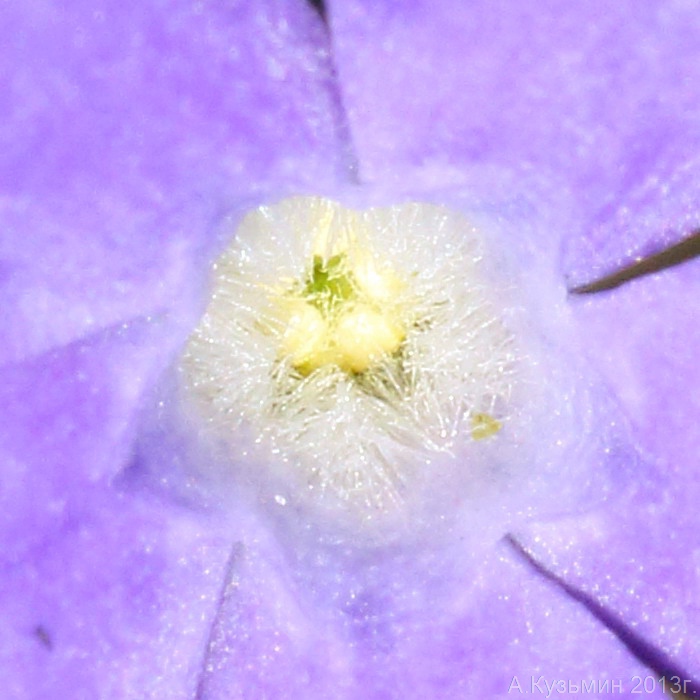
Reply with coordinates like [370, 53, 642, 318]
[181, 197, 517, 520]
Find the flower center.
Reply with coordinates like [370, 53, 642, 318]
[181, 196, 518, 524]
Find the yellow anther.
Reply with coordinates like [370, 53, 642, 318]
[332, 303, 405, 373]
[278, 300, 328, 371]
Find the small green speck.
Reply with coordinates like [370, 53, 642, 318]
[471, 412, 501, 440]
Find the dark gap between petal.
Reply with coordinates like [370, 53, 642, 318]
[505, 534, 700, 698]
[311, 0, 362, 183]
[195, 541, 245, 700]
[570, 231, 700, 295]
[307, 0, 327, 21]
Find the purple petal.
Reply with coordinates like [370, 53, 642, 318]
[0, 486, 232, 699]
[1, 0, 346, 363]
[197, 534, 669, 698]
[563, 133, 700, 287]
[516, 475, 700, 685]
[326, 1, 700, 261]
[571, 255, 700, 476]
[0, 319, 179, 564]
[515, 260, 700, 678]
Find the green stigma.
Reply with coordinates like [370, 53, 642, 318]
[304, 254, 356, 312]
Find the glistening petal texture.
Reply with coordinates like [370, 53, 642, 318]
[517, 259, 700, 680]
[196, 534, 667, 699]
[1, 0, 345, 364]
[571, 259, 700, 476]
[0, 319, 175, 560]
[0, 487, 233, 700]
[0, 319, 239, 698]
[516, 477, 700, 687]
[563, 132, 700, 287]
[326, 0, 700, 270]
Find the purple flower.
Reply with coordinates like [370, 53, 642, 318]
[2, 1, 699, 698]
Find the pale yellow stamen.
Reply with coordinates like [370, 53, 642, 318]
[278, 300, 328, 370]
[332, 302, 405, 373]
